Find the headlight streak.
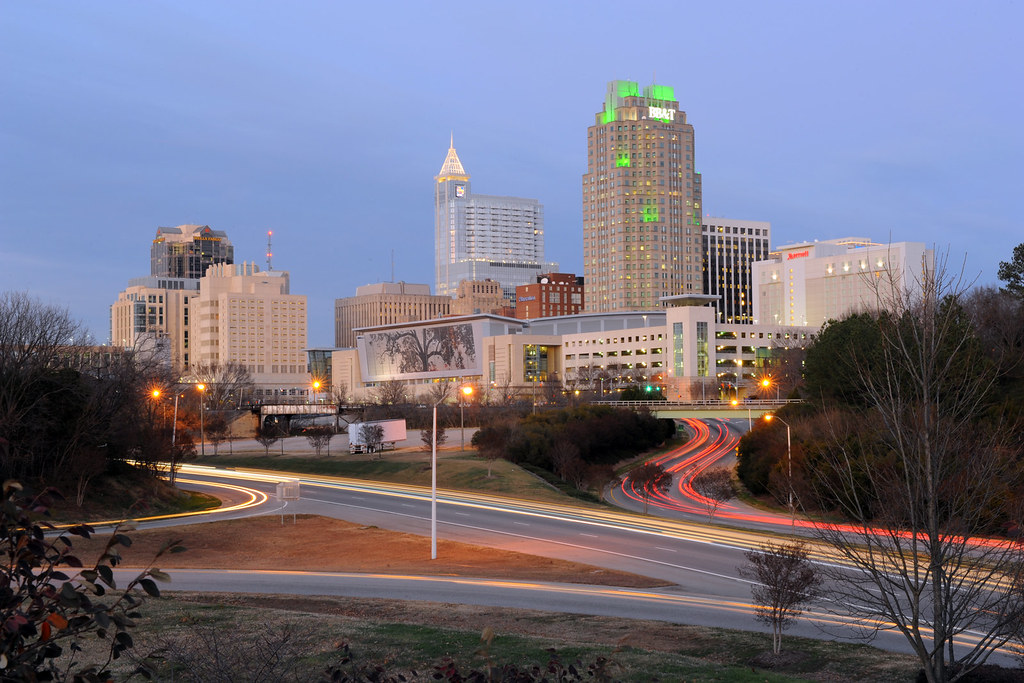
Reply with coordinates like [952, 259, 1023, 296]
[154, 568, 1004, 654]
[168, 466, 1020, 659]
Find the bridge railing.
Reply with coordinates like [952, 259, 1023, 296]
[597, 399, 801, 409]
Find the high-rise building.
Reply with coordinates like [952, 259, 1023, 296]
[702, 217, 771, 324]
[192, 262, 308, 398]
[434, 138, 557, 303]
[753, 238, 934, 328]
[583, 80, 703, 312]
[151, 224, 233, 279]
[334, 282, 451, 348]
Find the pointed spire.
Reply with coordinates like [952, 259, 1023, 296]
[438, 134, 468, 179]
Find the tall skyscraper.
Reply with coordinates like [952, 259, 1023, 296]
[583, 80, 703, 312]
[151, 224, 233, 279]
[434, 138, 556, 303]
[702, 217, 771, 324]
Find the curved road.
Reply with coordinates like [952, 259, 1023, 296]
[135, 463, 1015, 664]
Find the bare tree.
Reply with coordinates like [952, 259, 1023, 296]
[205, 415, 229, 455]
[330, 381, 349, 406]
[491, 374, 522, 407]
[808, 262, 1024, 683]
[189, 361, 254, 409]
[629, 461, 673, 514]
[420, 424, 447, 452]
[254, 424, 279, 456]
[549, 438, 583, 487]
[739, 541, 821, 655]
[372, 379, 408, 406]
[360, 423, 385, 457]
[304, 425, 334, 457]
[690, 466, 735, 521]
[584, 464, 621, 502]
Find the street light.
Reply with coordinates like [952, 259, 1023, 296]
[460, 385, 473, 452]
[761, 377, 779, 401]
[311, 379, 321, 404]
[764, 413, 794, 522]
[196, 383, 206, 457]
[429, 387, 450, 561]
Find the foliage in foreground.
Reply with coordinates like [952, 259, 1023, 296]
[0, 482, 183, 681]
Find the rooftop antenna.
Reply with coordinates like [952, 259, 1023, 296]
[266, 230, 273, 271]
[391, 249, 395, 282]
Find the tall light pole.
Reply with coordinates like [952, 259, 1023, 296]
[430, 388, 449, 560]
[765, 414, 793, 523]
[196, 383, 206, 457]
[312, 379, 321, 404]
[460, 385, 473, 452]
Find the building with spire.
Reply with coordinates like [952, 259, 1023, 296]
[434, 137, 557, 304]
[583, 80, 703, 312]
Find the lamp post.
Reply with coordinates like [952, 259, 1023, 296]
[196, 383, 206, 457]
[460, 385, 473, 451]
[762, 377, 779, 401]
[429, 389, 449, 560]
[312, 379, 321, 404]
[764, 414, 793, 522]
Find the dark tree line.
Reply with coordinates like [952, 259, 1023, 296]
[472, 404, 676, 480]
[0, 292, 193, 503]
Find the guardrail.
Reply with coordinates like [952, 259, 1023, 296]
[597, 399, 801, 409]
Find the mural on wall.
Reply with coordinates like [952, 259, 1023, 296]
[363, 322, 478, 379]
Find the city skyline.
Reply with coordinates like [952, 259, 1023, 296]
[2, 2, 1021, 345]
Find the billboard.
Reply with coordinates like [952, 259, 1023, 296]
[359, 321, 480, 381]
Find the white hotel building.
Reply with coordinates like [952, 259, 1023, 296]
[753, 238, 933, 328]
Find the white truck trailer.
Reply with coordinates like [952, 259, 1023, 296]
[348, 419, 407, 454]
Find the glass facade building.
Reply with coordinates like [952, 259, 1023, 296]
[434, 139, 557, 303]
[151, 224, 233, 279]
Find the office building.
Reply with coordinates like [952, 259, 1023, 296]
[583, 80, 703, 313]
[435, 138, 557, 302]
[334, 282, 451, 348]
[110, 275, 198, 371]
[702, 217, 771, 324]
[192, 262, 308, 399]
[515, 273, 585, 320]
[753, 238, 934, 328]
[150, 224, 233, 279]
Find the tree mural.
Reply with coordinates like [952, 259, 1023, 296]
[369, 323, 476, 375]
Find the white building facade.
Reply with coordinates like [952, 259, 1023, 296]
[753, 238, 934, 328]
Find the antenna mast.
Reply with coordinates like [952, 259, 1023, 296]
[266, 230, 273, 271]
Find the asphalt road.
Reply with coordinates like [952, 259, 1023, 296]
[155, 463, 1017, 665]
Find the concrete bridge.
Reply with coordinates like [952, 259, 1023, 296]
[597, 399, 798, 420]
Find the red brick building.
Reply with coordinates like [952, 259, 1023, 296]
[515, 273, 585, 319]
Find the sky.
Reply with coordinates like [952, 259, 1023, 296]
[2, 1, 1021, 346]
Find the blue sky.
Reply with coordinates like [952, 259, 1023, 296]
[2, 1, 1021, 345]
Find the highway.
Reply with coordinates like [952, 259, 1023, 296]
[151, 462, 1017, 664]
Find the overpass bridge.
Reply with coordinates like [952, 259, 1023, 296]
[598, 399, 799, 420]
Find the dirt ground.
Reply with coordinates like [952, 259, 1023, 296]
[71, 514, 668, 589]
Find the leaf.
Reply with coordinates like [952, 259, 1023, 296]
[114, 533, 133, 548]
[97, 564, 115, 588]
[138, 578, 160, 597]
[148, 569, 171, 583]
[46, 613, 68, 630]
